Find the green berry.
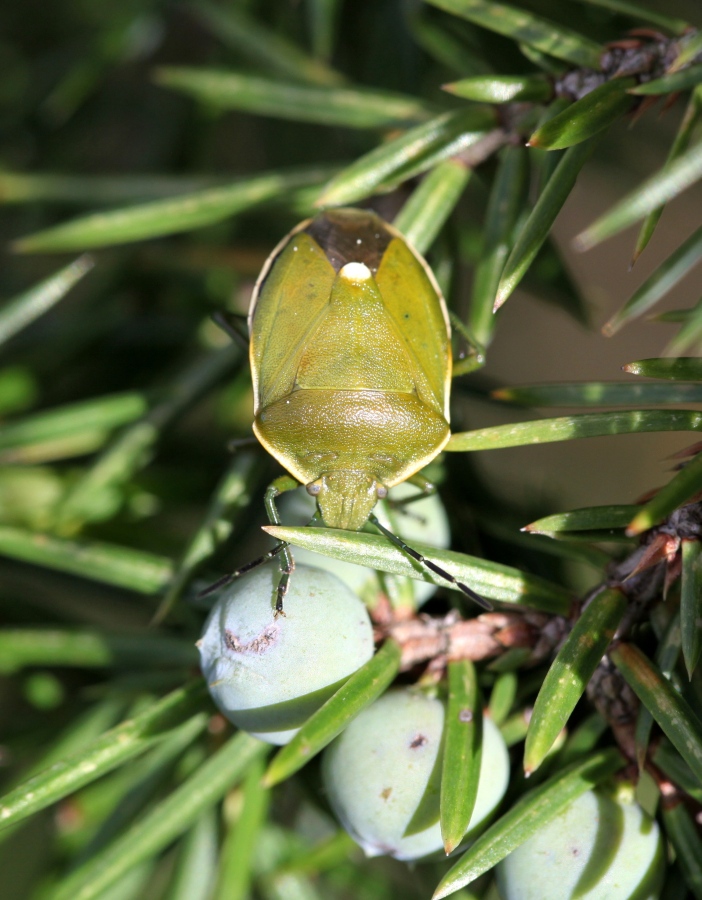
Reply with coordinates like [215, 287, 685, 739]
[198, 564, 374, 744]
[496, 785, 665, 900]
[322, 687, 510, 860]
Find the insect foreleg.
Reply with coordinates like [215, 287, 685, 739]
[369, 513, 492, 611]
[198, 475, 300, 609]
[265, 475, 300, 614]
[197, 542, 288, 599]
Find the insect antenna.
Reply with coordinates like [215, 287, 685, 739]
[369, 514, 492, 611]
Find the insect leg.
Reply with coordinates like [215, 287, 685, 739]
[212, 310, 249, 347]
[388, 473, 437, 510]
[449, 311, 485, 377]
[369, 513, 492, 611]
[198, 542, 288, 598]
[198, 475, 299, 609]
[226, 436, 260, 452]
[264, 475, 300, 615]
[407, 472, 436, 494]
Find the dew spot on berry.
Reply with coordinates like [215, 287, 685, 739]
[380, 787, 392, 801]
[459, 708, 473, 723]
[409, 734, 428, 750]
[224, 624, 279, 654]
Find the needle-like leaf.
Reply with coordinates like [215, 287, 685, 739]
[623, 357, 702, 380]
[191, 2, 343, 86]
[661, 803, 702, 900]
[13, 166, 335, 252]
[0, 525, 172, 593]
[316, 108, 496, 208]
[432, 748, 624, 898]
[612, 643, 702, 786]
[524, 588, 626, 774]
[493, 381, 702, 406]
[528, 78, 635, 151]
[155, 68, 431, 128]
[447, 409, 702, 452]
[441, 660, 482, 853]
[604, 224, 702, 335]
[264, 525, 572, 613]
[626, 448, 702, 535]
[630, 65, 702, 96]
[495, 138, 596, 309]
[470, 144, 528, 345]
[50, 733, 267, 900]
[633, 86, 702, 262]
[576, 140, 702, 251]
[0, 682, 207, 831]
[424, 0, 602, 67]
[563, 0, 688, 33]
[394, 159, 471, 255]
[444, 74, 551, 103]
[0, 256, 94, 347]
[264, 639, 401, 787]
[525, 504, 638, 537]
[635, 612, 681, 771]
[680, 539, 702, 678]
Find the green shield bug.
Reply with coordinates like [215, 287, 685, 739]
[211, 207, 489, 612]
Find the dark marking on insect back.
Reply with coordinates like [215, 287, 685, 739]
[409, 733, 428, 750]
[305, 208, 393, 274]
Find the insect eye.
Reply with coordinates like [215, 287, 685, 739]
[376, 485, 388, 499]
[307, 482, 322, 496]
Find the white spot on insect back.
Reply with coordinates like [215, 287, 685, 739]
[340, 262, 371, 281]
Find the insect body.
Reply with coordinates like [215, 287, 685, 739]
[249, 207, 452, 532]
[209, 207, 488, 612]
